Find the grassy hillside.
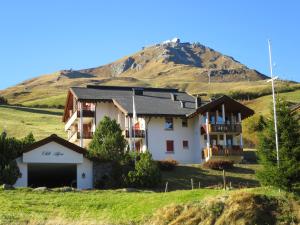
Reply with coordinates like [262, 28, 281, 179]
[0, 187, 298, 225]
[0, 105, 65, 140]
[244, 89, 300, 115]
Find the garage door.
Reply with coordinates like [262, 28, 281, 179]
[28, 163, 77, 188]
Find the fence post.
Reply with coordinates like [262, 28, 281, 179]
[165, 182, 168, 193]
[223, 170, 226, 190]
[198, 181, 201, 189]
[191, 179, 194, 190]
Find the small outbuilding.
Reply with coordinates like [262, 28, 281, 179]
[14, 134, 93, 189]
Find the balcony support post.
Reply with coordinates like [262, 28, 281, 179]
[222, 104, 225, 124]
[238, 112, 242, 123]
[128, 116, 133, 151]
[206, 112, 210, 158]
[79, 102, 83, 148]
[238, 112, 243, 148]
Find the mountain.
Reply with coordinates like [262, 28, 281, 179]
[0, 38, 273, 106]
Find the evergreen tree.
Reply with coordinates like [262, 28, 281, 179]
[126, 151, 161, 188]
[0, 132, 35, 185]
[257, 98, 300, 191]
[89, 116, 127, 162]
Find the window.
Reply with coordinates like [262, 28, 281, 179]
[183, 140, 189, 149]
[165, 117, 173, 130]
[182, 118, 188, 127]
[166, 140, 174, 152]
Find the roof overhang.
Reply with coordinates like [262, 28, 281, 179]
[22, 134, 88, 156]
[188, 95, 254, 119]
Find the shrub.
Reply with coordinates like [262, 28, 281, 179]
[0, 96, 8, 105]
[157, 159, 178, 171]
[0, 132, 35, 185]
[0, 160, 20, 185]
[126, 152, 161, 188]
[203, 160, 234, 170]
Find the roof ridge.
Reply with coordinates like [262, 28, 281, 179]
[82, 85, 179, 92]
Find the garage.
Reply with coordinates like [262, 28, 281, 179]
[14, 134, 93, 189]
[28, 163, 77, 188]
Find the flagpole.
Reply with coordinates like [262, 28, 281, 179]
[268, 39, 280, 167]
[133, 94, 136, 152]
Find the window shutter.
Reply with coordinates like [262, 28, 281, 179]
[166, 140, 174, 152]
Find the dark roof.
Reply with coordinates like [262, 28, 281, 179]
[22, 134, 88, 155]
[70, 86, 197, 116]
[188, 95, 254, 119]
[66, 85, 254, 119]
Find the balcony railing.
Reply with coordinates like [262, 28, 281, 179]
[202, 123, 242, 134]
[203, 145, 243, 158]
[77, 132, 93, 139]
[125, 129, 145, 138]
[77, 110, 95, 118]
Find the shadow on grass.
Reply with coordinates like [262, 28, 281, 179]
[160, 164, 260, 191]
[0, 105, 62, 116]
[226, 166, 255, 174]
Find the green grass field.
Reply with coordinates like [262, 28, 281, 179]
[0, 105, 65, 140]
[1, 187, 295, 225]
[0, 188, 223, 225]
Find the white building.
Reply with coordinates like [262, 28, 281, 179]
[63, 85, 254, 164]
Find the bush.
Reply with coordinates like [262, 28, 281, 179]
[157, 159, 178, 171]
[203, 160, 234, 170]
[126, 152, 161, 188]
[0, 96, 8, 105]
[0, 132, 35, 185]
[0, 160, 21, 185]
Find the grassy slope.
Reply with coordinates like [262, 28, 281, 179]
[0, 187, 296, 225]
[244, 89, 300, 115]
[0, 188, 222, 224]
[161, 164, 260, 191]
[0, 105, 65, 140]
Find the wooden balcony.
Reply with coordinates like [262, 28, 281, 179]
[77, 132, 93, 139]
[203, 145, 243, 158]
[202, 124, 242, 134]
[125, 129, 145, 138]
[77, 110, 95, 118]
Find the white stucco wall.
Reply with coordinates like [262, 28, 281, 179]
[147, 117, 202, 163]
[15, 157, 28, 187]
[77, 157, 93, 189]
[23, 142, 83, 164]
[95, 102, 126, 130]
[14, 141, 93, 189]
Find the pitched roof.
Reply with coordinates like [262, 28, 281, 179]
[65, 85, 254, 119]
[22, 134, 88, 155]
[188, 95, 254, 119]
[70, 85, 197, 116]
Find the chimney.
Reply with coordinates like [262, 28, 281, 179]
[170, 93, 177, 101]
[180, 101, 185, 108]
[195, 96, 201, 109]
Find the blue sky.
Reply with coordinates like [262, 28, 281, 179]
[1, 0, 299, 90]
